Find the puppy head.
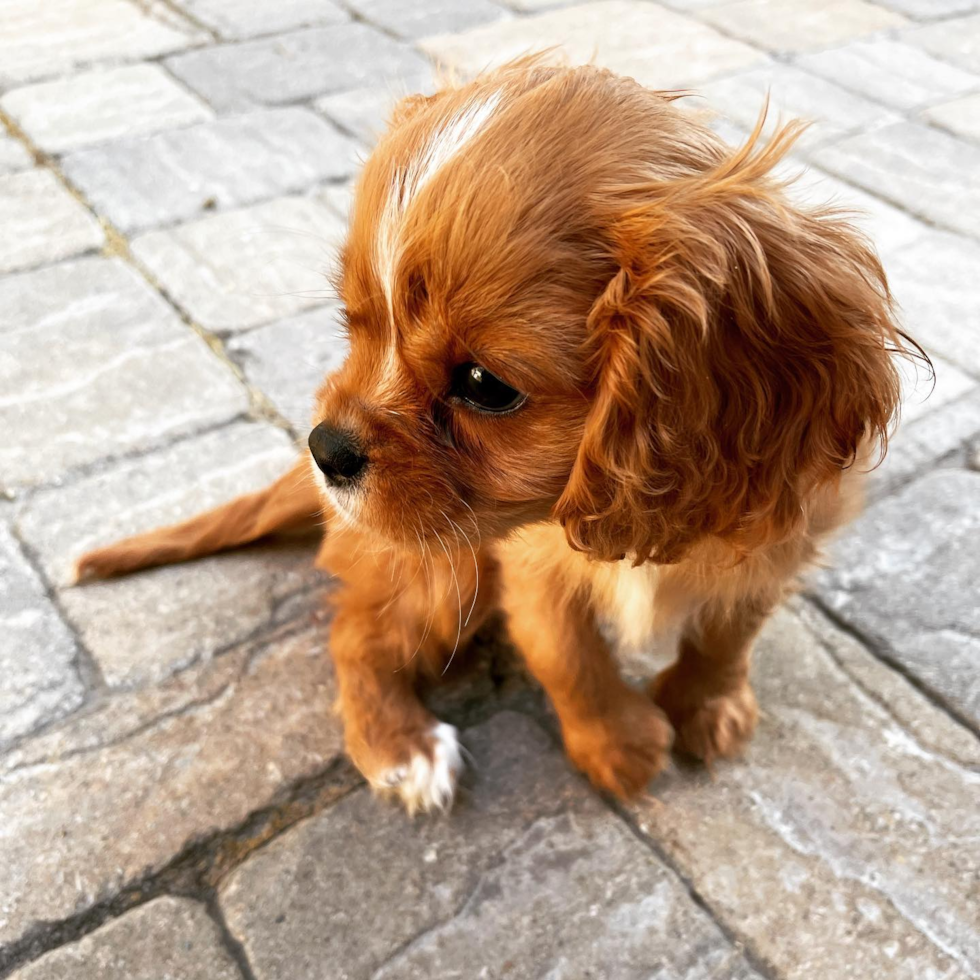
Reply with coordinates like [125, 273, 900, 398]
[312, 62, 910, 560]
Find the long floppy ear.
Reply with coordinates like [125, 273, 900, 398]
[556, 120, 915, 565]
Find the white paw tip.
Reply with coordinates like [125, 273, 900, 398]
[372, 722, 464, 816]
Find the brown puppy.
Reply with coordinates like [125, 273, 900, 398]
[77, 61, 917, 814]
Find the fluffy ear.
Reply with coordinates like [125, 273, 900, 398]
[556, 122, 914, 565]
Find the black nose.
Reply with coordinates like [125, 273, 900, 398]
[308, 423, 368, 487]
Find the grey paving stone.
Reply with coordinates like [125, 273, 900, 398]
[178, 0, 348, 40]
[350, 0, 509, 39]
[883, 229, 980, 373]
[0, 64, 213, 156]
[696, 64, 897, 150]
[0, 622, 342, 949]
[165, 24, 430, 113]
[0, 0, 203, 86]
[0, 524, 83, 751]
[702, 0, 907, 53]
[62, 108, 359, 234]
[0, 132, 32, 174]
[227, 306, 349, 429]
[419, 1, 765, 89]
[220, 712, 761, 980]
[878, 0, 980, 17]
[817, 469, 980, 733]
[896, 352, 975, 426]
[17, 422, 319, 687]
[0, 256, 247, 488]
[131, 197, 344, 334]
[797, 39, 980, 111]
[314, 79, 433, 145]
[872, 386, 980, 498]
[904, 13, 980, 73]
[924, 90, 980, 142]
[630, 601, 980, 980]
[8, 897, 242, 980]
[813, 121, 980, 241]
[0, 169, 104, 275]
[317, 181, 354, 221]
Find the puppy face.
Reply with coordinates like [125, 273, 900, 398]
[312, 62, 907, 561]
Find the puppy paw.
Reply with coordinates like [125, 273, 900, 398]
[562, 693, 672, 799]
[368, 722, 463, 816]
[649, 666, 758, 764]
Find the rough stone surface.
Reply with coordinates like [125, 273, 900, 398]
[0, 169, 104, 275]
[63, 108, 359, 233]
[179, 0, 348, 40]
[813, 121, 980, 240]
[420, 1, 765, 89]
[16, 422, 319, 688]
[697, 64, 897, 149]
[0, 0, 202, 86]
[817, 469, 980, 731]
[0, 624, 342, 949]
[220, 713, 761, 980]
[0, 133, 32, 174]
[8, 898, 242, 980]
[702, 0, 907, 53]
[631, 600, 980, 980]
[227, 306, 348, 429]
[0, 64, 213, 155]
[905, 13, 980, 73]
[165, 24, 430, 112]
[0, 525, 83, 751]
[0, 257, 247, 488]
[351, 0, 509, 39]
[131, 197, 344, 333]
[879, 0, 980, 16]
[924, 90, 980, 142]
[883, 229, 980, 373]
[314, 80, 432, 145]
[797, 38, 980, 111]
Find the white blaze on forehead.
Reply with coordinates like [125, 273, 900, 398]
[376, 90, 503, 318]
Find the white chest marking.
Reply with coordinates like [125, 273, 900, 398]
[601, 560, 662, 651]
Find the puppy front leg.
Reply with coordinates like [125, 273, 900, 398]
[501, 574, 671, 799]
[649, 597, 768, 763]
[329, 591, 463, 816]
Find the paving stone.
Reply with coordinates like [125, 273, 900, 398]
[314, 80, 433, 145]
[873, 386, 980, 498]
[220, 712, 761, 980]
[630, 600, 980, 980]
[62, 108, 359, 234]
[350, 0, 509, 39]
[227, 307, 349, 429]
[179, 0, 348, 40]
[317, 181, 355, 221]
[0, 0, 203, 86]
[131, 197, 344, 334]
[0, 257, 247, 488]
[0, 65, 212, 156]
[924, 90, 980, 143]
[0, 622, 342, 949]
[0, 169, 104, 274]
[696, 64, 897, 150]
[878, 0, 980, 17]
[165, 24, 430, 113]
[883, 229, 980, 373]
[896, 352, 976, 426]
[0, 133, 32, 174]
[813, 121, 980, 241]
[797, 39, 980, 111]
[0, 525, 83, 751]
[703, 0, 906, 53]
[8, 897, 242, 980]
[16, 422, 320, 687]
[419, 1, 765, 89]
[496, 0, 575, 9]
[904, 13, 980, 73]
[817, 469, 980, 733]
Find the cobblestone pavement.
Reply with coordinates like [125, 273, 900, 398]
[1, 1, 979, 978]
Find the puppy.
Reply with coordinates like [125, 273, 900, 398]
[76, 61, 917, 815]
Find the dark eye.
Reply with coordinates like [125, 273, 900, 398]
[451, 363, 526, 414]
